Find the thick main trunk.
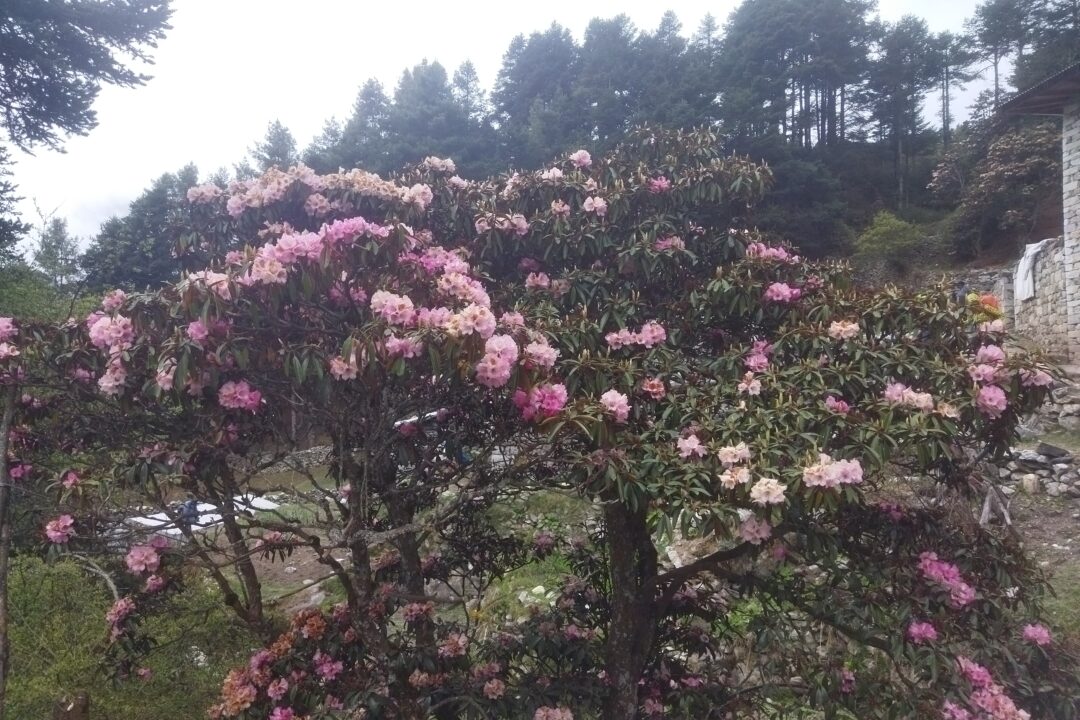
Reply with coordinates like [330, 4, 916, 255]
[0, 385, 17, 720]
[601, 496, 658, 720]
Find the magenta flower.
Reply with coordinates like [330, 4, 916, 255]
[1021, 623, 1052, 646]
[45, 515, 75, 543]
[600, 390, 631, 423]
[976, 385, 1007, 419]
[647, 176, 672, 193]
[125, 545, 160, 575]
[218, 380, 262, 411]
[907, 620, 938, 644]
[569, 149, 592, 168]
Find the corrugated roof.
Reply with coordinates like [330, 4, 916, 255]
[1001, 62, 1080, 115]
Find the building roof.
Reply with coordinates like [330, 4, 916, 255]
[1002, 62, 1080, 115]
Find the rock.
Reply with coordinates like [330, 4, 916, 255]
[998, 467, 1013, 479]
[1037, 469, 1053, 478]
[1058, 402, 1080, 416]
[1006, 461, 1020, 471]
[1060, 416, 1080, 432]
[1039, 442, 1072, 458]
[1066, 486, 1080, 498]
[283, 566, 297, 574]
[1021, 474, 1042, 494]
[1046, 482, 1068, 497]
[1017, 450, 1047, 464]
[1054, 463, 1074, 474]
[1000, 485, 1016, 496]
[1061, 472, 1080, 484]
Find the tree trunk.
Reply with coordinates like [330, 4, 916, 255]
[0, 384, 17, 720]
[600, 496, 658, 720]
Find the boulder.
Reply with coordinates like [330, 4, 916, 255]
[1046, 481, 1068, 497]
[1020, 474, 1042, 494]
[1060, 416, 1080, 432]
[1038, 442, 1072, 458]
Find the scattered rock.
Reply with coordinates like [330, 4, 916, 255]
[998, 467, 1012, 479]
[1038, 442, 1071, 458]
[284, 566, 298, 574]
[1021, 474, 1042, 494]
[1046, 481, 1068, 497]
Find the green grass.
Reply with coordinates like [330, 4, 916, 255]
[1045, 563, 1080, 641]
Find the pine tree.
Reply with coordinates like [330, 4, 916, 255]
[32, 217, 80, 289]
[250, 120, 299, 171]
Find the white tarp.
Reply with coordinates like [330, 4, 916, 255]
[125, 495, 279, 537]
[1014, 238, 1051, 302]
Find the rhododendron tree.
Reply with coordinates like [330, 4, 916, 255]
[4, 129, 1077, 719]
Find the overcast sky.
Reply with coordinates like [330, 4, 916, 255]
[11, 0, 987, 243]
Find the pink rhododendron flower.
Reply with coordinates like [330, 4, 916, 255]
[718, 466, 752, 490]
[97, 361, 127, 396]
[510, 213, 530, 235]
[641, 377, 666, 400]
[88, 315, 134, 351]
[266, 678, 289, 701]
[764, 282, 801, 303]
[1022, 623, 1051, 646]
[186, 320, 210, 343]
[525, 272, 551, 290]
[448, 304, 497, 339]
[370, 290, 417, 327]
[106, 596, 136, 629]
[0, 343, 19, 360]
[677, 434, 707, 459]
[513, 383, 568, 421]
[535, 707, 573, 720]
[438, 632, 469, 658]
[186, 183, 222, 203]
[975, 344, 1006, 365]
[401, 183, 433, 209]
[745, 242, 793, 262]
[329, 355, 358, 381]
[313, 650, 343, 680]
[957, 656, 993, 688]
[483, 678, 506, 699]
[144, 575, 166, 593]
[8, 463, 30, 480]
[569, 149, 592, 168]
[582, 196, 608, 217]
[523, 340, 559, 369]
[802, 454, 863, 488]
[744, 352, 769, 372]
[750, 477, 787, 506]
[385, 335, 424, 359]
[448, 175, 469, 189]
[976, 385, 1008, 419]
[907, 621, 938, 644]
[600, 389, 631, 423]
[218, 381, 262, 411]
[968, 364, 1001, 385]
[647, 176, 672, 193]
[920, 552, 977, 608]
[738, 372, 761, 396]
[156, 362, 176, 391]
[824, 395, 850, 414]
[402, 602, 435, 623]
[840, 669, 855, 694]
[739, 516, 772, 545]
[828, 320, 860, 340]
[540, 167, 564, 183]
[606, 328, 636, 349]
[45, 515, 75, 543]
[102, 289, 127, 311]
[269, 708, 295, 720]
[249, 255, 287, 284]
[1019, 368, 1053, 387]
[423, 156, 456, 173]
[0, 317, 14, 342]
[942, 700, 974, 720]
[551, 199, 571, 218]
[717, 442, 752, 466]
[61, 470, 80, 489]
[125, 545, 160, 574]
[636, 321, 666, 348]
[978, 319, 1005, 334]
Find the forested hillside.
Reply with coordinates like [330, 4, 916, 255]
[3, 0, 1079, 300]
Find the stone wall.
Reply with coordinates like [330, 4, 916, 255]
[1063, 101, 1080, 359]
[1005, 236, 1070, 359]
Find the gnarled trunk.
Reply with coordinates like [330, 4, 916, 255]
[601, 495, 658, 720]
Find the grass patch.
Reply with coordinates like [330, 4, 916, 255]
[1045, 563, 1080, 642]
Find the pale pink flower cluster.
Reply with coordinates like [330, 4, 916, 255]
[907, 620, 938, 644]
[918, 552, 976, 608]
[828, 320, 860, 340]
[0, 317, 15, 342]
[321, 215, 390, 246]
[303, 192, 331, 216]
[654, 235, 685, 252]
[824, 396, 850, 414]
[423, 156, 457, 174]
[582, 196, 608, 217]
[475, 335, 519, 388]
[386, 335, 424, 359]
[102, 289, 127, 312]
[416, 246, 470, 276]
[750, 477, 787, 506]
[745, 242, 795, 262]
[186, 183, 222, 203]
[436, 271, 490, 307]
[0, 343, 18, 361]
[1019, 368, 1053, 388]
[88, 315, 134, 352]
[764, 282, 802, 303]
[525, 272, 551, 290]
[438, 632, 468, 658]
[978, 319, 1005, 334]
[445, 304, 497, 339]
[247, 255, 287, 285]
[569, 149, 592, 168]
[45, 515, 75, 543]
[738, 372, 761, 396]
[97, 359, 127, 396]
[605, 321, 667, 350]
[402, 602, 435, 623]
[739, 516, 772, 545]
[801, 453, 863, 489]
[225, 167, 299, 216]
[950, 657, 1032, 720]
[400, 183, 434, 209]
[187, 320, 210, 343]
[218, 380, 262, 411]
[188, 270, 232, 300]
[535, 708, 573, 720]
[744, 340, 772, 372]
[717, 442, 752, 466]
[512, 382, 567, 422]
[600, 390, 631, 423]
[106, 596, 136, 638]
[523, 340, 559, 369]
[883, 382, 935, 412]
[976, 385, 1008, 419]
[718, 466, 752, 490]
[499, 311, 525, 330]
[641, 377, 666, 400]
[313, 650, 343, 680]
[647, 176, 672, 193]
[371, 291, 417, 327]
[539, 167, 564, 183]
[125, 545, 161, 574]
[1021, 623, 1051, 646]
[551, 199, 571, 218]
[677, 434, 707, 459]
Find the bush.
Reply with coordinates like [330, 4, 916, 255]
[7, 556, 257, 720]
[855, 210, 926, 275]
